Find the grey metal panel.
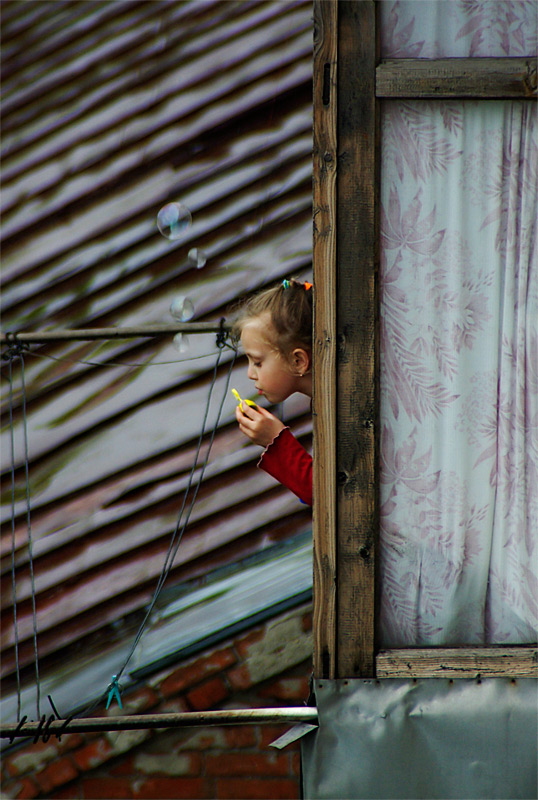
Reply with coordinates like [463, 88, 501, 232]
[302, 678, 538, 800]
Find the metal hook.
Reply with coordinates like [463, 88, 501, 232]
[216, 317, 228, 349]
[2, 332, 27, 361]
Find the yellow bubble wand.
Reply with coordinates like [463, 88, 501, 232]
[232, 388, 259, 413]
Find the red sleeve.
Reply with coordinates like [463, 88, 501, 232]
[257, 427, 312, 506]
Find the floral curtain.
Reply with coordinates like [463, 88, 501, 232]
[378, 1, 537, 646]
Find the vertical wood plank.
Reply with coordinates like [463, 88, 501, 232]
[312, 0, 338, 679]
[336, 0, 378, 677]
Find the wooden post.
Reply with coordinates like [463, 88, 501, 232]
[313, 0, 378, 678]
[313, 0, 338, 680]
[336, 0, 378, 678]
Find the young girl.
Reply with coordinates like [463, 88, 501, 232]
[232, 278, 313, 506]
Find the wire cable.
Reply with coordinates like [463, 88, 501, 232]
[25, 348, 226, 369]
[19, 352, 42, 720]
[5, 346, 42, 721]
[3, 333, 238, 724]
[8, 353, 22, 722]
[47, 340, 238, 720]
[115, 344, 237, 683]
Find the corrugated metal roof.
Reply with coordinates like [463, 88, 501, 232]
[0, 0, 313, 697]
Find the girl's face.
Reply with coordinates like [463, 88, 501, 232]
[240, 313, 307, 404]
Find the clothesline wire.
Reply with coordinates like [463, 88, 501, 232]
[25, 348, 230, 369]
[3, 330, 238, 725]
[5, 335, 237, 724]
[57, 343, 237, 723]
[6, 347, 42, 722]
[119, 345, 237, 682]
[8, 355, 22, 723]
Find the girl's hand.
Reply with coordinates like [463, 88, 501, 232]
[235, 403, 285, 448]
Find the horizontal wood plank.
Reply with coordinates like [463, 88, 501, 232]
[376, 58, 537, 99]
[377, 647, 538, 678]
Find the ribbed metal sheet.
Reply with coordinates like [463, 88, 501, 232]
[0, 0, 313, 687]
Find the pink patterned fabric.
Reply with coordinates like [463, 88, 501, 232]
[380, 0, 537, 58]
[378, 2, 537, 646]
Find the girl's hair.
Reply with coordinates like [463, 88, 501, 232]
[231, 278, 313, 356]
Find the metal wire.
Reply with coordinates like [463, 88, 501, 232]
[8, 354, 22, 722]
[5, 345, 42, 720]
[26, 348, 227, 369]
[3, 332, 239, 728]
[115, 343, 237, 683]
[46, 338, 238, 720]
[19, 352, 42, 720]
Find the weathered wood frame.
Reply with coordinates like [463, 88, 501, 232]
[312, 0, 537, 680]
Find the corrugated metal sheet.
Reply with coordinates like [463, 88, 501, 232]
[0, 0, 313, 695]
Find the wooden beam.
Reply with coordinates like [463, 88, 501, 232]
[312, 0, 338, 680]
[336, 0, 378, 678]
[376, 58, 538, 99]
[376, 647, 538, 679]
[313, 0, 378, 680]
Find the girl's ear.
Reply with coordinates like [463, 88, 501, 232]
[291, 347, 311, 375]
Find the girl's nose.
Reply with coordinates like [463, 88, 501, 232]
[247, 364, 257, 381]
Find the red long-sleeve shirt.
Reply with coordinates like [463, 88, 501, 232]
[257, 427, 312, 506]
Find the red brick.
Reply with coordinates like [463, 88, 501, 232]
[109, 755, 135, 776]
[72, 738, 114, 771]
[186, 676, 230, 710]
[35, 756, 79, 794]
[301, 613, 312, 632]
[159, 648, 236, 698]
[216, 778, 299, 799]
[206, 752, 289, 777]
[82, 777, 132, 799]
[233, 629, 265, 660]
[51, 782, 83, 799]
[0, 777, 40, 799]
[175, 728, 227, 751]
[134, 751, 202, 776]
[120, 686, 159, 714]
[133, 777, 207, 799]
[258, 677, 310, 700]
[227, 664, 252, 690]
[56, 734, 85, 754]
[3, 741, 60, 778]
[159, 696, 189, 714]
[224, 726, 258, 748]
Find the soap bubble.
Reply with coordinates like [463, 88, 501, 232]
[188, 248, 207, 269]
[157, 202, 192, 240]
[170, 296, 195, 322]
[173, 333, 190, 353]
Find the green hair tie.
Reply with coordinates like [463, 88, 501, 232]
[282, 279, 291, 289]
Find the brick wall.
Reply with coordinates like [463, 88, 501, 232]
[1, 605, 313, 799]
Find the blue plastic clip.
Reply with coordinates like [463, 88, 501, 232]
[106, 675, 123, 710]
